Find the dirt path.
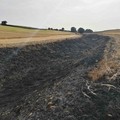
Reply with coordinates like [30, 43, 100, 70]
[0, 34, 120, 120]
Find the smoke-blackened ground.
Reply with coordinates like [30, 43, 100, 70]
[0, 34, 120, 120]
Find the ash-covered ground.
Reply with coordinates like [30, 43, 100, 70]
[0, 34, 120, 120]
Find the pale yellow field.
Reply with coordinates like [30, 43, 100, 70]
[102, 30, 120, 36]
[0, 25, 80, 47]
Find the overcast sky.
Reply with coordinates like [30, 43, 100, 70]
[0, 0, 120, 31]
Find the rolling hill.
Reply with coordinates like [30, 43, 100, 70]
[0, 25, 79, 47]
[0, 26, 120, 120]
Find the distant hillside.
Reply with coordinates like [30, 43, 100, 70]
[0, 25, 79, 48]
[100, 29, 120, 35]
[0, 25, 73, 39]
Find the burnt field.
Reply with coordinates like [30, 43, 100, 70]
[0, 33, 120, 120]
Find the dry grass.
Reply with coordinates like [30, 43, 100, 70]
[0, 25, 80, 47]
[101, 29, 120, 35]
[0, 25, 73, 39]
[88, 59, 118, 81]
[88, 29, 120, 81]
[97, 29, 120, 35]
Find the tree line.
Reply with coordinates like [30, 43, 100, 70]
[1, 21, 93, 33]
[48, 27, 93, 33]
[71, 27, 93, 33]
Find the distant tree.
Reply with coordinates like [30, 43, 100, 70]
[48, 27, 51, 30]
[85, 29, 93, 33]
[61, 28, 65, 31]
[1, 21, 7, 25]
[54, 29, 58, 31]
[71, 27, 76, 32]
[59, 28, 65, 31]
[78, 27, 85, 33]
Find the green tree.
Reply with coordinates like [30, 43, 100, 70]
[1, 21, 7, 25]
[61, 28, 65, 31]
[85, 29, 93, 33]
[78, 27, 85, 33]
[71, 27, 76, 32]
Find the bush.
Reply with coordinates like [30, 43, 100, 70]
[71, 27, 77, 32]
[54, 29, 58, 31]
[61, 28, 65, 31]
[78, 27, 85, 33]
[1, 21, 7, 25]
[85, 29, 93, 33]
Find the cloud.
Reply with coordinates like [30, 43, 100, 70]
[0, 0, 120, 30]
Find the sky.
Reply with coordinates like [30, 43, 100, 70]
[0, 0, 120, 31]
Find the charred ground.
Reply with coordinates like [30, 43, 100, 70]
[0, 33, 120, 120]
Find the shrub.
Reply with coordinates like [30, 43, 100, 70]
[85, 29, 93, 33]
[71, 27, 77, 32]
[78, 27, 85, 33]
[1, 21, 7, 25]
[61, 28, 65, 31]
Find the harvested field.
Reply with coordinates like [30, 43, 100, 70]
[0, 27, 120, 120]
[0, 25, 73, 39]
[0, 25, 79, 48]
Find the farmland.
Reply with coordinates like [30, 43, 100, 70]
[0, 26, 120, 120]
[0, 25, 79, 47]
